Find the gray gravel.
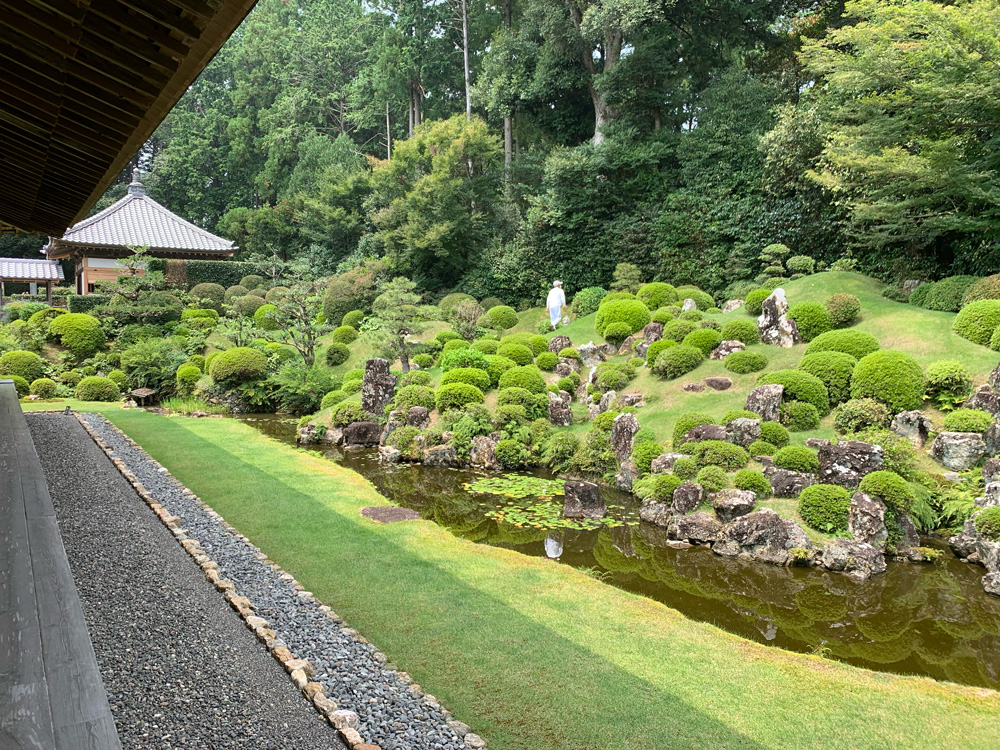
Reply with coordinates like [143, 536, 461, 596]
[68, 412, 469, 750]
[28, 413, 345, 750]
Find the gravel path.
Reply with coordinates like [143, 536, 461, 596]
[29, 413, 345, 750]
[60, 412, 471, 750]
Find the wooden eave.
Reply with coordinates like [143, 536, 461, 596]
[0, 0, 259, 236]
[46, 240, 235, 260]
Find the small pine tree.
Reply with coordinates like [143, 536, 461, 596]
[610, 263, 643, 293]
[364, 277, 438, 372]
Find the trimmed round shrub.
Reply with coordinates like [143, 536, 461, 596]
[0, 350, 44, 382]
[719, 319, 760, 346]
[954, 299, 1000, 346]
[595, 299, 651, 337]
[399, 370, 431, 387]
[632, 442, 663, 474]
[471, 338, 499, 354]
[436, 330, 464, 344]
[723, 409, 759, 424]
[483, 355, 517, 387]
[797, 351, 857, 404]
[748, 440, 777, 456]
[651, 308, 675, 324]
[536, 351, 559, 371]
[75, 376, 119, 402]
[787, 302, 832, 342]
[344, 369, 365, 382]
[596, 366, 629, 391]
[556, 376, 578, 393]
[320, 390, 348, 410]
[974, 507, 1000, 542]
[498, 365, 547, 394]
[2, 375, 29, 397]
[799, 484, 852, 533]
[757, 369, 830, 414]
[662, 319, 697, 342]
[264, 286, 289, 302]
[29, 377, 57, 398]
[496, 342, 533, 366]
[780, 401, 820, 431]
[26, 307, 65, 332]
[672, 457, 698, 480]
[497, 387, 546, 419]
[696, 465, 729, 493]
[858, 470, 914, 512]
[672, 413, 715, 447]
[342, 310, 365, 328]
[744, 288, 773, 316]
[724, 350, 768, 374]
[676, 286, 714, 310]
[834, 398, 891, 433]
[441, 367, 492, 392]
[441, 340, 469, 355]
[850, 350, 924, 412]
[233, 295, 267, 317]
[774, 445, 819, 473]
[806, 330, 880, 360]
[331, 325, 359, 344]
[826, 294, 861, 328]
[644, 339, 677, 366]
[961, 274, 1000, 306]
[989, 326, 1000, 352]
[922, 276, 978, 312]
[925, 360, 973, 407]
[210, 347, 269, 384]
[649, 473, 683, 502]
[330, 401, 366, 427]
[110, 369, 129, 388]
[224, 285, 249, 302]
[486, 305, 519, 331]
[785, 255, 814, 274]
[325, 343, 351, 366]
[558, 347, 580, 360]
[175, 363, 201, 394]
[908, 283, 932, 307]
[439, 293, 475, 313]
[942, 408, 993, 433]
[760, 421, 790, 448]
[652, 345, 704, 380]
[394, 385, 435, 413]
[412, 353, 434, 369]
[528, 335, 549, 356]
[239, 274, 264, 290]
[603, 322, 633, 346]
[734, 469, 770, 499]
[637, 282, 679, 309]
[691, 440, 750, 471]
[682, 328, 722, 356]
[441, 348, 489, 371]
[342, 379, 362, 395]
[190, 282, 225, 305]
[254, 303, 280, 331]
[600, 292, 636, 306]
[48, 313, 105, 356]
[435, 383, 484, 412]
[182, 307, 219, 321]
[571, 287, 608, 317]
[246, 289, 265, 299]
[495, 439, 529, 469]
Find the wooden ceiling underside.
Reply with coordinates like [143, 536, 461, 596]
[0, 0, 257, 236]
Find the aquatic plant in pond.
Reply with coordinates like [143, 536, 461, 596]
[465, 475, 564, 499]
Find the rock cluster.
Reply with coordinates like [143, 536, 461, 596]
[816, 441, 883, 488]
[757, 289, 802, 348]
[710, 341, 745, 360]
[890, 410, 933, 447]
[745, 384, 784, 422]
[931, 432, 988, 471]
[361, 358, 396, 417]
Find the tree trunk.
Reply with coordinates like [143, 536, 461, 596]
[462, 0, 471, 120]
[398, 336, 410, 373]
[503, 0, 512, 176]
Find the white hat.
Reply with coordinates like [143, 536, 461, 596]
[554, 280, 562, 286]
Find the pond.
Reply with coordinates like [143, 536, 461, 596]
[240, 414, 1000, 690]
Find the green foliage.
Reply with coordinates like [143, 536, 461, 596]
[48, 313, 105, 357]
[498, 365, 546, 394]
[780, 401, 820, 431]
[953, 300, 1000, 346]
[942, 409, 993, 433]
[29, 378, 56, 398]
[826, 294, 861, 328]
[773, 446, 819, 473]
[182, 308, 219, 321]
[527, 335, 549, 356]
[632, 442, 663, 474]
[341, 379, 362, 394]
[963, 275, 1000, 306]
[661, 320, 698, 342]
[759, 421, 790, 448]
[851, 350, 925, 412]
[734, 470, 770, 499]
[68, 294, 110, 314]
[394, 385, 436, 413]
[175, 363, 201, 395]
[785, 255, 815, 275]
[757, 369, 830, 414]
[696, 466, 729, 493]
[330, 401, 366, 427]
[786, 302, 832, 343]
[190, 282, 226, 307]
[571, 287, 607, 317]
[672, 413, 715, 448]
[2, 375, 29, 397]
[651, 308, 675, 324]
[443, 339, 471, 353]
[210, 347, 269, 384]
[676, 287, 714, 310]
[747, 440, 777, 456]
[254, 303, 280, 331]
[743, 288, 773, 316]
[482, 354, 517, 388]
[343, 368, 365, 382]
[681, 328, 722, 356]
[806, 330, 880, 361]
[724, 350, 768, 374]
[0, 350, 44, 382]
[850, 428, 917, 480]
[435, 382, 485, 412]
[225, 285, 249, 302]
[557, 347, 580, 360]
[439, 293, 476, 313]
[636, 282, 678, 310]
[320, 390, 347, 410]
[441, 348, 489, 371]
[834, 398, 891, 433]
[75, 376, 120, 402]
[603, 322, 634, 346]
[690, 440, 750, 471]
[859, 471, 914, 513]
[496, 342, 533, 366]
[610, 263, 644, 293]
[922, 276, 979, 312]
[321, 261, 387, 324]
[233, 295, 267, 317]
[342, 310, 365, 328]
[672, 458, 697, 480]
[650, 474, 683, 502]
[651, 345, 704, 379]
[494, 439, 530, 469]
[472, 338, 500, 354]
[386, 426, 420, 454]
[798, 485, 852, 533]
[364, 277, 438, 371]
[441, 367, 492, 392]
[536, 352, 559, 371]
[925, 360, 973, 409]
[331, 325, 359, 344]
[325, 342, 351, 366]
[498, 387, 547, 419]
[486, 305, 519, 332]
[974, 507, 1000, 542]
[797, 351, 857, 404]
[240, 274, 264, 290]
[644, 339, 677, 366]
[412, 354, 434, 369]
[556, 376, 578, 393]
[595, 299, 651, 337]
[719, 319, 760, 346]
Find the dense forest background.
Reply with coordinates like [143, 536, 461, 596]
[6, 0, 1000, 305]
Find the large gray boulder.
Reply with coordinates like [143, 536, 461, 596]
[681, 298, 697, 312]
[848, 492, 888, 549]
[547, 392, 573, 427]
[712, 489, 756, 523]
[725, 418, 761, 448]
[769, 469, 816, 498]
[821, 539, 887, 582]
[965, 385, 1000, 417]
[638, 499, 672, 528]
[949, 518, 979, 559]
[548, 335, 571, 354]
[816, 441, 883, 488]
[554, 362, 573, 378]
[380, 410, 404, 446]
[667, 512, 722, 544]
[757, 289, 802, 348]
[985, 458, 1000, 484]
[406, 406, 430, 429]
[361, 358, 397, 417]
[710, 340, 745, 360]
[378, 445, 402, 463]
[671, 482, 704, 514]
[985, 422, 1000, 456]
[713, 509, 812, 566]
[679, 424, 727, 446]
[343, 420, 381, 447]
[469, 436, 499, 470]
[722, 299, 745, 314]
[983, 573, 1000, 597]
[896, 513, 920, 551]
[423, 444, 461, 467]
[642, 322, 663, 343]
[890, 411, 933, 447]
[614, 459, 639, 492]
[563, 480, 606, 519]
[577, 342, 606, 368]
[610, 413, 640, 462]
[650, 453, 689, 474]
[930, 432, 988, 470]
[745, 384, 784, 422]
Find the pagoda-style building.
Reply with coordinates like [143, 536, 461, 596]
[45, 170, 236, 294]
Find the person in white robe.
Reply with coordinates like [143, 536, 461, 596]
[546, 280, 566, 330]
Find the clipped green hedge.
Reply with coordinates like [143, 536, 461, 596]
[483, 354, 517, 387]
[394, 384, 435, 413]
[595, 299, 651, 337]
[75, 376, 120, 402]
[797, 351, 857, 404]
[923, 275, 978, 312]
[826, 294, 861, 328]
[499, 365, 547, 394]
[942, 408, 993, 433]
[68, 294, 110, 313]
[441, 348, 489, 371]
[805, 330, 880, 361]
[719, 319, 760, 346]
[676, 286, 714, 310]
[858, 470, 913, 512]
[644, 339, 677, 366]
[786, 302, 832, 342]
[682, 328, 722, 356]
[331, 325, 359, 344]
[48, 313, 105, 356]
[724, 350, 768, 374]
[0, 350, 44, 382]
[661, 319, 697, 342]
[330, 401, 366, 427]
[175, 363, 201, 395]
[799, 484, 851, 533]
[652, 344, 704, 380]
[696, 465, 728, 493]
[850, 350, 924, 412]
[435, 382, 485, 412]
[210, 346, 269, 384]
[833, 398, 891, 433]
[320, 390, 348, 410]
[743, 288, 773, 316]
[774, 445, 819, 473]
[29, 377, 57, 398]
[325, 343, 351, 366]
[781, 401, 820, 431]
[759, 421, 790, 448]
[472, 338, 499, 354]
[441, 367, 492, 392]
[757, 369, 830, 415]
[733, 469, 771, 499]
[636, 282, 678, 310]
[2, 375, 30, 397]
[145, 258, 258, 290]
[496, 342, 534, 366]
[672, 412, 715, 448]
[690, 440, 750, 471]
[536, 351, 559, 371]
[961, 274, 1000, 306]
[486, 305, 519, 331]
[954, 299, 1000, 346]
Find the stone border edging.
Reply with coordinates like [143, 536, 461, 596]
[67, 411, 487, 750]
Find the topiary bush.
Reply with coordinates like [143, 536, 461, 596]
[331, 325, 359, 344]
[942, 408, 993, 433]
[344, 369, 365, 382]
[632, 441, 663, 474]
[858, 470, 914, 512]
[595, 299, 651, 337]
[826, 294, 861, 328]
[497, 388, 547, 419]
[412, 353, 434, 369]
[0, 350, 44, 382]
[330, 401, 366, 427]
[644, 339, 677, 366]
[341, 379, 362, 395]
[759, 421, 790, 448]
[536, 351, 559, 371]
[651, 307, 675, 324]
[785, 255, 815, 274]
[496, 342, 533, 366]
[724, 350, 768, 374]
[558, 347, 580, 360]
[719, 319, 760, 346]
[325, 342, 351, 366]
[442, 339, 471, 353]
[498, 365, 547, 394]
[682, 328, 722, 356]
[734, 469, 771, 499]
[974, 507, 1000, 542]
[75, 376, 120, 402]
[240, 274, 264, 290]
[439, 293, 475, 313]
[786, 302, 832, 342]
[690, 440, 750, 471]
[850, 350, 924, 412]
[233, 295, 267, 317]
[254, 303, 280, 331]
[780, 401, 820, 431]
[833, 398, 891, 433]
[175, 363, 201, 395]
[672, 457, 697, 480]
[342, 310, 365, 328]
[29, 377, 57, 398]
[190, 282, 225, 306]
[224, 285, 249, 302]
[210, 347, 269, 384]
[652, 345, 704, 380]
[672, 413, 715, 448]
[922, 275, 978, 312]
[48, 313, 105, 357]
[661, 319, 697, 342]
[797, 351, 857, 404]
[320, 390, 347, 410]
[744, 288, 773, 316]
[925, 360, 973, 408]
[571, 287, 608, 317]
[483, 354, 517, 387]
[2, 375, 29, 397]
[435, 383, 484, 412]
[394, 384, 435, 413]
[676, 286, 714, 310]
[806, 329, 880, 360]
[441, 367, 492, 392]
[486, 305, 519, 331]
[747, 440, 777, 456]
[757, 369, 830, 414]
[636, 282, 679, 310]
[647, 473, 683, 502]
[441, 348, 489, 371]
[954, 299, 1000, 346]
[961, 274, 1000, 306]
[798, 484, 852, 533]
[696, 465, 729, 493]
[603, 322, 634, 346]
[774, 445, 819, 473]
[472, 338, 500, 354]
[399, 370, 431, 388]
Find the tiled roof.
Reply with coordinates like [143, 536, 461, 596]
[0, 257, 64, 281]
[51, 173, 234, 254]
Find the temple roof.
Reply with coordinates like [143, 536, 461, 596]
[0, 257, 65, 282]
[46, 170, 235, 258]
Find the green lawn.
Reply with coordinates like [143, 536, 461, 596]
[62, 407, 1000, 749]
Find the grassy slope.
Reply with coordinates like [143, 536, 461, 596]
[70, 408, 1000, 749]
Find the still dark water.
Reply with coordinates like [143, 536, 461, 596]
[241, 414, 1000, 690]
